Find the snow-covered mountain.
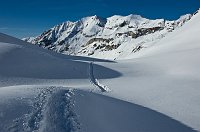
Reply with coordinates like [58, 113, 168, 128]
[1, 9, 200, 132]
[23, 13, 192, 60]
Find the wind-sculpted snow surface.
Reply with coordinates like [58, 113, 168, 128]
[74, 90, 195, 132]
[0, 33, 121, 88]
[0, 86, 195, 132]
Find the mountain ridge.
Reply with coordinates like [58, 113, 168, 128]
[23, 12, 193, 60]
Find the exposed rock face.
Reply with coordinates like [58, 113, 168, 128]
[23, 13, 193, 60]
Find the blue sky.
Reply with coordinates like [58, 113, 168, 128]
[0, 0, 200, 38]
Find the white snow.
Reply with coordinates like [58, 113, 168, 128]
[88, 62, 110, 92]
[94, 9, 200, 131]
[0, 9, 200, 132]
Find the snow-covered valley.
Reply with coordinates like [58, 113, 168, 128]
[0, 9, 200, 132]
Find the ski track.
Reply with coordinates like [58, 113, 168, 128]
[8, 87, 80, 132]
[89, 62, 110, 92]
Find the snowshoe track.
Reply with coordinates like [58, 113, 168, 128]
[89, 62, 110, 92]
[8, 87, 80, 132]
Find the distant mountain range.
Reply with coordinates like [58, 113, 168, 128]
[23, 12, 195, 60]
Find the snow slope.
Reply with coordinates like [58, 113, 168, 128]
[74, 90, 194, 132]
[0, 86, 195, 132]
[0, 31, 197, 132]
[93, 9, 200, 131]
[1, 9, 200, 132]
[0, 32, 119, 88]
